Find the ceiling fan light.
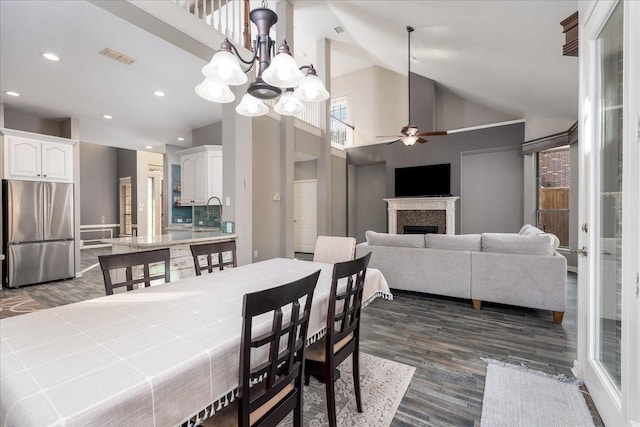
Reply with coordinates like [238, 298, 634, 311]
[202, 50, 248, 86]
[262, 47, 305, 88]
[294, 73, 329, 102]
[274, 90, 305, 116]
[236, 94, 269, 117]
[401, 135, 418, 146]
[195, 78, 235, 103]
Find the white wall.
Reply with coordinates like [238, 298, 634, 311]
[524, 114, 575, 141]
[331, 66, 407, 146]
[436, 84, 519, 130]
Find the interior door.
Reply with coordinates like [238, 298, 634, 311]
[579, 1, 640, 425]
[294, 180, 317, 253]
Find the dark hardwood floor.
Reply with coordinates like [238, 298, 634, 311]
[1, 251, 602, 426]
[360, 272, 603, 426]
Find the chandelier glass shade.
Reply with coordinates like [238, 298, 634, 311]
[235, 94, 269, 117]
[195, 4, 329, 117]
[274, 90, 305, 116]
[202, 50, 248, 86]
[195, 78, 235, 103]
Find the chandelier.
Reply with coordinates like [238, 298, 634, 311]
[195, 1, 329, 117]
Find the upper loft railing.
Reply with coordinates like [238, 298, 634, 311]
[171, 0, 325, 130]
[172, 0, 247, 47]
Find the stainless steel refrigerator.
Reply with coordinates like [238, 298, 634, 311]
[2, 180, 75, 288]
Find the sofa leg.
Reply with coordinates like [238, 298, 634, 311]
[553, 311, 564, 324]
[472, 299, 481, 310]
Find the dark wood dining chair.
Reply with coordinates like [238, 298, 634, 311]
[190, 240, 238, 275]
[209, 269, 320, 427]
[304, 252, 372, 427]
[98, 248, 171, 296]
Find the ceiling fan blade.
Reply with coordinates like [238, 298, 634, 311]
[417, 137, 429, 144]
[416, 131, 448, 137]
[376, 134, 402, 138]
[385, 139, 400, 145]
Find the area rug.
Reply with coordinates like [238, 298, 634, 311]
[0, 294, 46, 319]
[481, 358, 595, 427]
[278, 353, 414, 427]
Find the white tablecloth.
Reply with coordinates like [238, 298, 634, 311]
[0, 258, 392, 427]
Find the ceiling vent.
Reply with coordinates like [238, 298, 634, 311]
[334, 26, 344, 34]
[99, 48, 135, 65]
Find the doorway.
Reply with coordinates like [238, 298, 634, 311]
[147, 165, 163, 236]
[294, 180, 317, 253]
[119, 177, 132, 236]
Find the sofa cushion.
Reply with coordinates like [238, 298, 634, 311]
[425, 234, 481, 252]
[481, 233, 555, 256]
[518, 224, 561, 249]
[365, 230, 425, 248]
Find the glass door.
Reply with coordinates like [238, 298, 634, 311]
[579, 1, 640, 425]
[594, 0, 622, 393]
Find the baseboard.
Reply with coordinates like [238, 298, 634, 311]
[567, 266, 577, 273]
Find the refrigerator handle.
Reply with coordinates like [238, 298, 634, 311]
[43, 181, 51, 239]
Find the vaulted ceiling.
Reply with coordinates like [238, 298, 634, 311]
[0, 0, 578, 152]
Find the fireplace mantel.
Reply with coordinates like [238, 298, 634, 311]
[384, 197, 460, 235]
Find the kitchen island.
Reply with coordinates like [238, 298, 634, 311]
[101, 231, 236, 280]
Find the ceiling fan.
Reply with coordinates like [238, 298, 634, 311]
[378, 26, 448, 146]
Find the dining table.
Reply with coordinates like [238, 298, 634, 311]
[0, 258, 392, 427]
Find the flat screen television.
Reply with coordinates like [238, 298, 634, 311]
[394, 163, 451, 197]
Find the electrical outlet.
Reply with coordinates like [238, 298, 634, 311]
[198, 221, 203, 225]
[101, 215, 105, 224]
[254, 250, 258, 258]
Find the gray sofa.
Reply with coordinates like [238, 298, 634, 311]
[355, 226, 567, 323]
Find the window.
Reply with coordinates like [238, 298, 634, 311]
[330, 97, 349, 148]
[537, 146, 570, 247]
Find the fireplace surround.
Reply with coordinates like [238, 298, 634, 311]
[384, 197, 459, 235]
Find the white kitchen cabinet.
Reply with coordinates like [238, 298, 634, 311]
[2, 131, 74, 182]
[177, 145, 222, 206]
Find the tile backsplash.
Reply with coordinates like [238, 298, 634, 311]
[193, 205, 221, 228]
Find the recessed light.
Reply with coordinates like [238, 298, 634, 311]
[4, 91, 20, 97]
[145, 145, 153, 149]
[178, 137, 185, 141]
[153, 90, 165, 97]
[102, 114, 113, 119]
[41, 52, 60, 62]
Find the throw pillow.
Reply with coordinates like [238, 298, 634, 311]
[425, 234, 481, 251]
[481, 233, 555, 256]
[365, 230, 425, 248]
[518, 224, 560, 249]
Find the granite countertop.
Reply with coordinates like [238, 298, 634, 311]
[101, 231, 236, 247]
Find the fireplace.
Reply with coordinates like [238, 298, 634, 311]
[404, 225, 438, 234]
[384, 197, 459, 235]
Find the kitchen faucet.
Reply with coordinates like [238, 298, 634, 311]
[206, 196, 223, 227]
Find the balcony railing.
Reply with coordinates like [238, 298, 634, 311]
[172, 0, 246, 47]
